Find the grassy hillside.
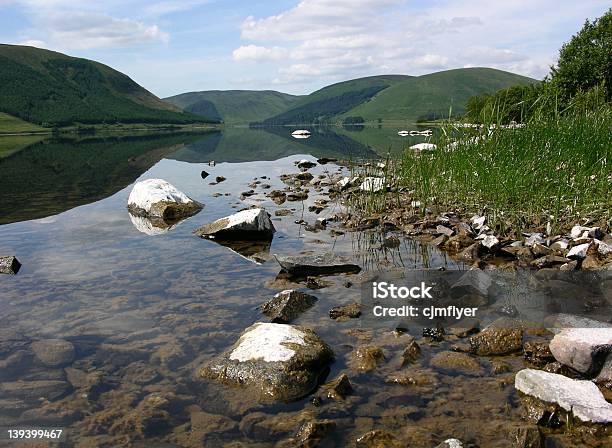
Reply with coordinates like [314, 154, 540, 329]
[0, 112, 46, 133]
[164, 90, 302, 124]
[257, 75, 411, 125]
[0, 44, 208, 127]
[342, 68, 538, 123]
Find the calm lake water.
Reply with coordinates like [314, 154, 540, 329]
[0, 127, 603, 447]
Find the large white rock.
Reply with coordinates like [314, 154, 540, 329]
[229, 323, 307, 362]
[549, 327, 612, 375]
[127, 179, 202, 219]
[194, 208, 275, 239]
[409, 143, 437, 151]
[567, 242, 590, 259]
[515, 368, 612, 424]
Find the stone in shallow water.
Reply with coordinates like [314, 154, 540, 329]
[514, 368, 612, 424]
[469, 317, 523, 356]
[31, 339, 75, 367]
[199, 323, 333, 401]
[0, 256, 21, 275]
[549, 327, 612, 376]
[274, 253, 361, 276]
[194, 208, 275, 240]
[127, 178, 202, 220]
[261, 290, 318, 323]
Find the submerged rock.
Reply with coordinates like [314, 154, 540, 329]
[329, 303, 362, 320]
[430, 351, 484, 375]
[261, 290, 319, 323]
[199, 323, 333, 401]
[356, 429, 402, 448]
[127, 179, 202, 220]
[31, 339, 75, 367]
[469, 317, 523, 356]
[548, 327, 612, 376]
[515, 368, 612, 424]
[0, 256, 21, 275]
[294, 419, 336, 446]
[321, 373, 352, 401]
[296, 159, 317, 170]
[350, 346, 385, 372]
[194, 208, 275, 240]
[275, 253, 361, 276]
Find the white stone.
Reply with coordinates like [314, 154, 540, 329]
[595, 239, 612, 256]
[471, 215, 486, 229]
[515, 368, 612, 424]
[570, 225, 591, 239]
[128, 179, 193, 213]
[549, 328, 612, 374]
[436, 439, 464, 448]
[546, 314, 612, 334]
[524, 233, 545, 246]
[409, 143, 437, 151]
[567, 242, 590, 259]
[229, 323, 306, 362]
[359, 177, 385, 192]
[198, 208, 275, 236]
[337, 176, 359, 190]
[550, 239, 569, 251]
[480, 235, 499, 249]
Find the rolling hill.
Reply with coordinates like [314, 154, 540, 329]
[164, 90, 302, 124]
[0, 44, 208, 127]
[341, 68, 538, 123]
[255, 75, 412, 125]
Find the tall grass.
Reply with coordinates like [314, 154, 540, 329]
[347, 107, 611, 236]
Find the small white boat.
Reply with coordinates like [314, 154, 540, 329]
[409, 129, 433, 136]
[291, 129, 311, 136]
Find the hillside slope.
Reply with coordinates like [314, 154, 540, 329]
[342, 67, 538, 123]
[257, 75, 411, 125]
[0, 44, 207, 126]
[164, 90, 302, 124]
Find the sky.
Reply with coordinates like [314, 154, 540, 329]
[0, 0, 609, 98]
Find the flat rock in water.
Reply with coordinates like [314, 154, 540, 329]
[515, 368, 612, 424]
[0, 256, 21, 275]
[549, 327, 612, 376]
[194, 208, 275, 240]
[261, 290, 318, 323]
[0, 380, 71, 402]
[127, 179, 202, 220]
[274, 253, 361, 276]
[31, 339, 75, 367]
[469, 317, 523, 355]
[199, 323, 333, 401]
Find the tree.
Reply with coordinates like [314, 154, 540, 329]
[550, 8, 612, 100]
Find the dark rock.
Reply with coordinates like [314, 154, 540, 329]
[287, 191, 309, 201]
[523, 341, 555, 367]
[512, 425, 542, 448]
[423, 326, 445, 341]
[0, 256, 21, 275]
[322, 373, 352, 400]
[261, 290, 318, 323]
[0, 380, 71, 402]
[356, 430, 402, 448]
[430, 351, 484, 375]
[469, 317, 523, 355]
[296, 172, 314, 181]
[215, 176, 226, 183]
[350, 346, 385, 372]
[317, 158, 337, 164]
[294, 419, 335, 447]
[436, 225, 455, 237]
[275, 209, 293, 216]
[199, 323, 333, 401]
[329, 303, 362, 320]
[401, 339, 421, 365]
[275, 253, 361, 276]
[296, 160, 317, 170]
[383, 236, 401, 248]
[201, 170, 209, 179]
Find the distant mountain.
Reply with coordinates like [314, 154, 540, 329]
[164, 90, 303, 124]
[0, 44, 208, 127]
[341, 67, 538, 123]
[255, 75, 412, 125]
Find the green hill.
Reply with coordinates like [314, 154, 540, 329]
[0, 44, 208, 127]
[164, 90, 303, 124]
[342, 67, 538, 123]
[256, 75, 411, 125]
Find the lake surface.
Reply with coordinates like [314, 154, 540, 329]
[0, 127, 598, 447]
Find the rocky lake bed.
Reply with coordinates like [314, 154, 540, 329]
[0, 152, 611, 447]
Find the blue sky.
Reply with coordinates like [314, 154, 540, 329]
[0, 0, 609, 97]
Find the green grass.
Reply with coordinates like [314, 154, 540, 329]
[0, 134, 46, 158]
[342, 68, 537, 123]
[348, 109, 612, 236]
[164, 90, 303, 124]
[0, 44, 208, 126]
[0, 112, 47, 133]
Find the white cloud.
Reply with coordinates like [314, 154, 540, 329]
[232, 45, 287, 61]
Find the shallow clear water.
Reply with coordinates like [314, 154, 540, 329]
[0, 128, 606, 447]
